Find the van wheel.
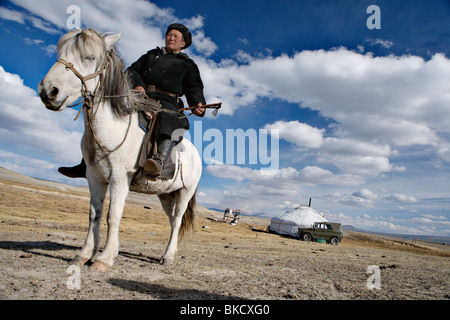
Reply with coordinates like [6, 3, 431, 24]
[302, 233, 312, 242]
[330, 237, 339, 245]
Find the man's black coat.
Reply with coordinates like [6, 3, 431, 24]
[127, 48, 206, 138]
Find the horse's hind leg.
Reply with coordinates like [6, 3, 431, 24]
[158, 192, 177, 264]
[158, 189, 194, 265]
[70, 179, 108, 266]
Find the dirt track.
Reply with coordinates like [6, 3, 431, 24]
[0, 168, 449, 300]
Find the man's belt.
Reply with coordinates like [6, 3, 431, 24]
[146, 85, 179, 103]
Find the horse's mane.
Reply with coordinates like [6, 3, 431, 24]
[57, 29, 160, 117]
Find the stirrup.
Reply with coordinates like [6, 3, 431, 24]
[143, 158, 162, 179]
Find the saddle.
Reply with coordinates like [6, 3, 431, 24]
[137, 111, 177, 180]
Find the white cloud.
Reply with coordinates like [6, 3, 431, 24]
[365, 38, 394, 49]
[385, 193, 418, 203]
[339, 114, 440, 147]
[264, 120, 324, 148]
[204, 160, 253, 182]
[27, 15, 61, 34]
[321, 137, 391, 157]
[197, 48, 450, 151]
[0, 65, 83, 177]
[421, 213, 447, 221]
[0, 7, 25, 24]
[353, 188, 378, 200]
[325, 192, 376, 208]
[180, 14, 205, 30]
[0, 150, 60, 181]
[205, 161, 363, 187]
[202, 162, 364, 214]
[42, 44, 57, 56]
[190, 49, 450, 206]
[264, 120, 399, 177]
[322, 188, 379, 209]
[23, 37, 44, 45]
[322, 154, 394, 175]
[435, 142, 450, 164]
[325, 211, 447, 235]
[191, 30, 218, 57]
[2, 4, 61, 34]
[10, 0, 216, 63]
[296, 166, 363, 186]
[239, 38, 250, 46]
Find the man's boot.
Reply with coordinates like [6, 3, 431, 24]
[143, 139, 176, 179]
[58, 159, 86, 178]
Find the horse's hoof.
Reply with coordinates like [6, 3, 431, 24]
[69, 256, 89, 266]
[90, 260, 110, 271]
[160, 257, 174, 265]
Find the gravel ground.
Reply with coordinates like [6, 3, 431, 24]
[1, 168, 449, 301]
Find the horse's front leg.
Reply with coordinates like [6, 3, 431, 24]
[70, 178, 108, 266]
[91, 176, 130, 271]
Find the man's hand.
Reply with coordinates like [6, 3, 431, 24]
[134, 86, 146, 95]
[192, 102, 205, 116]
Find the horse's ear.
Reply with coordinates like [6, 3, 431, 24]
[104, 33, 122, 50]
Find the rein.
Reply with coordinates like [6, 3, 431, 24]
[56, 58, 132, 153]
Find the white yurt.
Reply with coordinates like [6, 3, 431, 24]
[269, 206, 327, 237]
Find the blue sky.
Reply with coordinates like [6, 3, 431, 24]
[1, 0, 450, 237]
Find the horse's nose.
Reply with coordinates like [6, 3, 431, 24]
[39, 86, 50, 103]
[39, 84, 60, 111]
[39, 82, 59, 103]
[49, 86, 59, 97]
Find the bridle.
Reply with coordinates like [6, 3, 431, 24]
[56, 58, 107, 114]
[56, 57, 132, 153]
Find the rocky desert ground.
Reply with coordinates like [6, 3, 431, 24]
[0, 167, 449, 302]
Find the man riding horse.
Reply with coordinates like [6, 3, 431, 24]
[59, 23, 206, 179]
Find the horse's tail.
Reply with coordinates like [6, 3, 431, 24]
[179, 189, 196, 242]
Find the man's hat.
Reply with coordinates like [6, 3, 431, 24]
[166, 23, 192, 49]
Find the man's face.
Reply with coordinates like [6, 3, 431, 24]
[166, 29, 186, 53]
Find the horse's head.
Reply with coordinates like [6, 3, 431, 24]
[38, 29, 121, 111]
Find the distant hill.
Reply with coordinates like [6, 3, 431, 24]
[342, 225, 366, 232]
[0, 167, 216, 217]
[343, 225, 450, 245]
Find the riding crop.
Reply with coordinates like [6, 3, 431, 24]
[179, 102, 222, 117]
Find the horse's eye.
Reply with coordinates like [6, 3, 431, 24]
[85, 55, 95, 61]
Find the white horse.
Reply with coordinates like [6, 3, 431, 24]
[38, 29, 202, 270]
